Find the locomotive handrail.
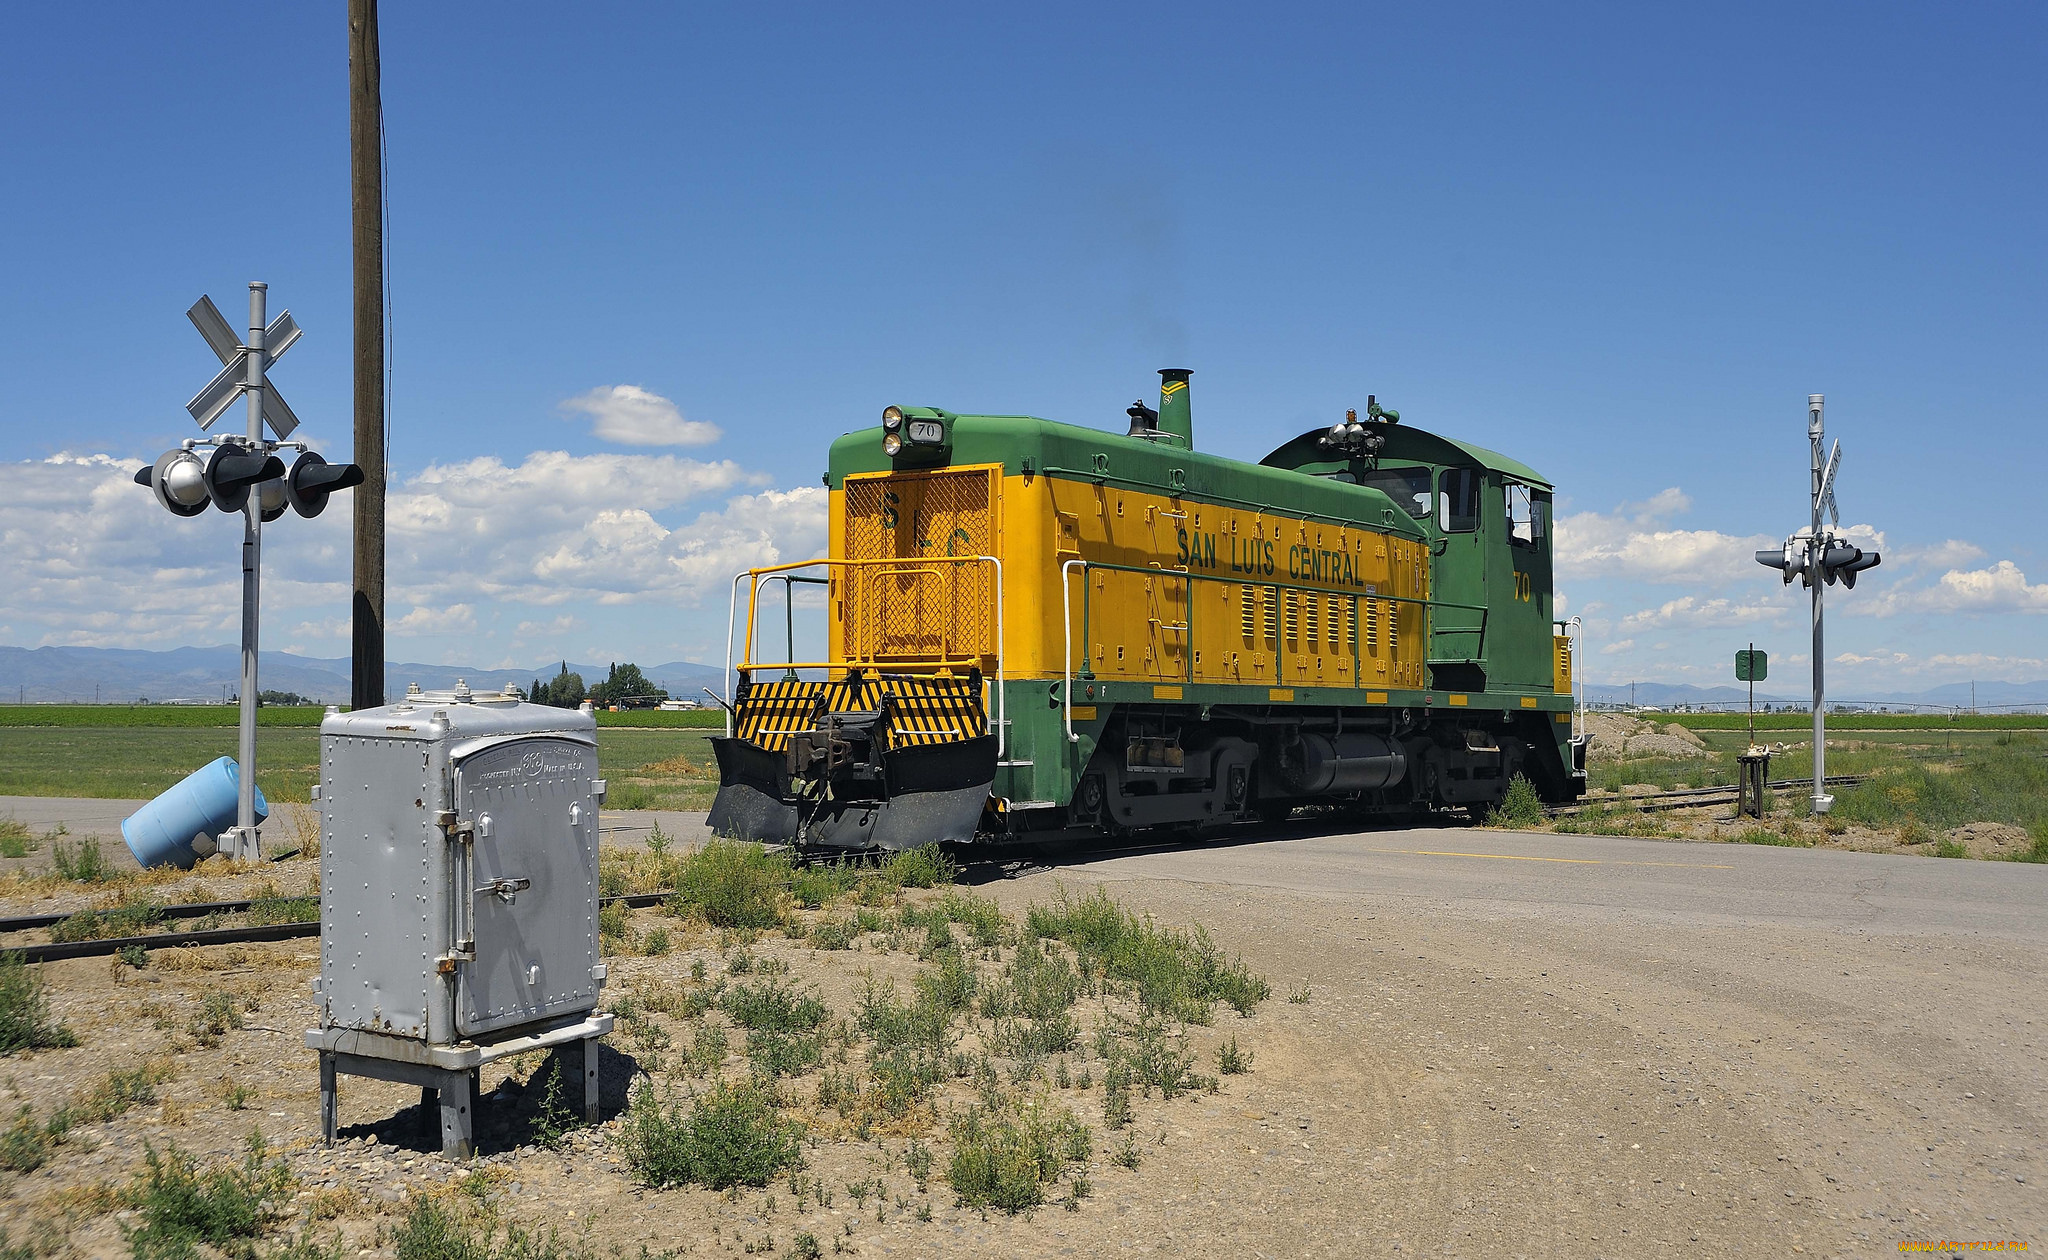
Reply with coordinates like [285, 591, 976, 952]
[723, 554, 1007, 757]
[1057, 556, 1494, 744]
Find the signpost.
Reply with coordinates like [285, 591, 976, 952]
[1735, 646, 1768, 747]
[1734, 646, 1770, 818]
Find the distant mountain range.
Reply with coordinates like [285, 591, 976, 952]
[2, 644, 2043, 711]
[1581, 679, 2048, 709]
[0, 644, 723, 706]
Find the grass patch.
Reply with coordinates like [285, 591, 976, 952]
[665, 839, 791, 929]
[1027, 886, 1268, 1023]
[946, 1095, 1091, 1213]
[1733, 827, 1808, 848]
[618, 1077, 803, 1190]
[1483, 774, 1546, 828]
[1828, 735, 2048, 836]
[0, 952, 78, 1054]
[390, 1195, 596, 1260]
[0, 819, 35, 859]
[123, 1133, 293, 1260]
[886, 844, 958, 889]
[52, 835, 113, 883]
[48, 897, 162, 943]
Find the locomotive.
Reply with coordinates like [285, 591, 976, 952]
[709, 370, 1586, 851]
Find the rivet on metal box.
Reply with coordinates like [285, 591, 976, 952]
[304, 680, 613, 1157]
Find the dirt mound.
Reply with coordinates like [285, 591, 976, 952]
[1945, 821, 2034, 859]
[1584, 713, 1708, 760]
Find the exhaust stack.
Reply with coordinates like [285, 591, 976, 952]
[1158, 368, 1192, 447]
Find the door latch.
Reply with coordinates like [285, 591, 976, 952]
[475, 876, 531, 903]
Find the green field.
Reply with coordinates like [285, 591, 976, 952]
[1663, 711, 2048, 731]
[0, 720, 720, 808]
[0, 704, 725, 730]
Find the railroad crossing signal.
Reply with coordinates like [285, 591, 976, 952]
[126, 284, 363, 866]
[1751, 394, 1882, 816]
[185, 294, 302, 436]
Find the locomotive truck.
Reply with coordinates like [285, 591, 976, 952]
[709, 370, 1586, 851]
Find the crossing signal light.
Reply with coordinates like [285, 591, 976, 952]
[202, 444, 286, 513]
[1754, 541, 1808, 586]
[1820, 541, 1881, 588]
[133, 450, 211, 517]
[283, 451, 365, 519]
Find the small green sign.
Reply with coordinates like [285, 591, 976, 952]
[1735, 649, 1768, 682]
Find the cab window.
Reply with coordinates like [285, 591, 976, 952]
[1357, 466, 1433, 519]
[1438, 468, 1479, 532]
[1506, 483, 1549, 548]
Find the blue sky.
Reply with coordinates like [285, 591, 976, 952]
[2, 3, 2043, 691]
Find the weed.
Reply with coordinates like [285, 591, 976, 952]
[1734, 827, 1808, 848]
[905, 1138, 934, 1191]
[77, 1061, 171, 1122]
[52, 836, 112, 883]
[686, 1023, 730, 1077]
[690, 958, 709, 982]
[886, 844, 957, 889]
[747, 1029, 825, 1080]
[48, 897, 163, 943]
[0, 820, 32, 860]
[244, 895, 319, 927]
[1218, 1036, 1252, 1075]
[2016, 820, 2048, 865]
[599, 901, 633, 950]
[0, 1105, 67, 1173]
[1287, 981, 1311, 1004]
[1933, 837, 1971, 859]
[1028, 886, 1268, 1022]
[120, 944, 150, 969]
[1101, 1061, 1133, 1129]
[1118, 1014, 1198, 1098]
[667, 840, 791, 929]
[646, 823, 672, 856]
[618, 1078, 804, 1190]
[0, 953, 76, 1055]
[792, 863, 857, 909]
[806, 919, 856, 951]
[788, 1234, 823, 1260]
[389, 1195, 595, 1260]
[644, 926, 673, 956]
[1484, 774, 1546, 828]
[1112, 1130, 1142, 1169]
[187, 990, 247, 1048]
[946, 1096, 1091, 1213]
[722, 979, 828, 1033]
[224, 1081, 251, 1111]
[531, 1059, 580, 1149]
[123, 1133, 293, 1260]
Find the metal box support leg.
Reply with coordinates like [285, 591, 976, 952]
[438, 1068, 473, 1159]
[320, 1053, 337, 1145]
[578, 1034, 600, 1122]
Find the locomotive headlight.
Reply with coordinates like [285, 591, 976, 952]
[906, 419, 946, 446]
[882, 405, 904, 433]
[882, 432, 904, 456]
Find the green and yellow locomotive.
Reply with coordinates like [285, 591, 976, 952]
[710, 370, 1585, 850]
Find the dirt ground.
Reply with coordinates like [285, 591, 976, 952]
[0, 817, 2040, 1257]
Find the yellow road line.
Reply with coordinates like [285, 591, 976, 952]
[1358, 847, 1733, 870]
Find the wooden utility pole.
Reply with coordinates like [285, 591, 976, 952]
[348, 0, 386, 711]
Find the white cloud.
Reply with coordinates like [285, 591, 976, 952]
[1619, 595, 1787, 631]
[391, 604, 477, 636]
[560, 385, 721, 447]
[1553, 488, 1775, 584]
[0, 448, 824, 653]
[1863, 560, 2048, 617]
[1600, 638, 1635, 654]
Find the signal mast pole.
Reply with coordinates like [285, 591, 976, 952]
[225, 283, 269, 862]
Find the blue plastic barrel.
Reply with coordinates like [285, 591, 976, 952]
[121, 756, 270, 870]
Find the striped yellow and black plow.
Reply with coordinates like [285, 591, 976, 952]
[710, 669, 998, 852]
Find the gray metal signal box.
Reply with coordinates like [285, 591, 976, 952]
[305, 682, 613, 1156]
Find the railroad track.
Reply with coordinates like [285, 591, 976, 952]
[1546, 773, 1869, 817]
[4, 776, 1882, 964]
